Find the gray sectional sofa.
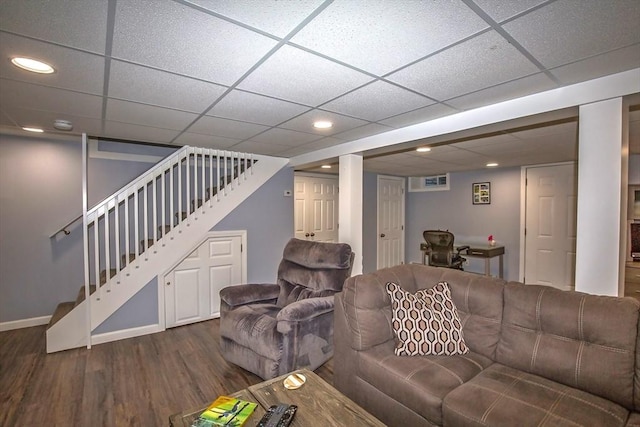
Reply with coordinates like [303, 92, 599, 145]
[334, 264, 640, 426]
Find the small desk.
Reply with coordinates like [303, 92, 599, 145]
[421, 244, 505, 278]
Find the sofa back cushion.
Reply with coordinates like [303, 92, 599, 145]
[496, 282, 640, 409]
[340, 264, 504, 359]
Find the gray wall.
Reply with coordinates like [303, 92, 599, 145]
[214, 167, 294, 283]
[406, 167, 522, 281]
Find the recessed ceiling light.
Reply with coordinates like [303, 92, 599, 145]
[313, 121, 333, 129]
[416, 147, 431, 152]
[486, 162, 499, 167]
[22, 127, 44, 133]
[11, 57, 55, 74]
[321, 165, 332, 169]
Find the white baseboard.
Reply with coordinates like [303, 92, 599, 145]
[91, 323, 164, 346]
[0, 315, 52, 332]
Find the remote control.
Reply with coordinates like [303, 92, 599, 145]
[256, 403, 297, 427]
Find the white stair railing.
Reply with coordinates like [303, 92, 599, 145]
[84, 145, 255, 330]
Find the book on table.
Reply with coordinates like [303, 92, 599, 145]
[191, 395, 258, 427]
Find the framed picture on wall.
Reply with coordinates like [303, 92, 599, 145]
[472, 182, 491, 205]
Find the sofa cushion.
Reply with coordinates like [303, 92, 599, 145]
[341, 264, 504, 356]
[386, 281, 468, 356]
[496, 282, 639, 409]
[443, 363, 629, 427]
[358, 340, 493, 425]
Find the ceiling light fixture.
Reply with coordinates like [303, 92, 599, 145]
[313, 120, 333, 129]
[53, 119, 73, 131]
[321, 165, 332, 169]
[22, 126, 44, 133]
[416, 147, 431, 152]
[11, 57, 55, 74]
[486, 162, 499, 167]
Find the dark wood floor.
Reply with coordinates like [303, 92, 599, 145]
[0, 319, 333, 426]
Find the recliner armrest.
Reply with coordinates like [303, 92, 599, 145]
[219, 283, 280, 308]
[276, 295, 334, 323]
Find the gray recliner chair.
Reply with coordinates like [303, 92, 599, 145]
[218, 238, 354, 379]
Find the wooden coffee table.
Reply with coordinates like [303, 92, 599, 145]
[169, 369, 384, 427]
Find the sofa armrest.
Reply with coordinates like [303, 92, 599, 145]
[276, 296, 334, 323]
[219, 283, 280, 308]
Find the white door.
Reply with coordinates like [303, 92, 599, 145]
[294, 175, 339, 242]
[165, 233, 244, 328]
[524, 164, 577, 290]
[377, 176, 405, 269]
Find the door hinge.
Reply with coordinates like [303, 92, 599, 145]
[241, 243, 243, 252]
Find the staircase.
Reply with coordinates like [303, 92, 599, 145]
[46, 146, 288, 353]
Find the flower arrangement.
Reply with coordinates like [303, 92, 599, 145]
[488, 235, 496, 246]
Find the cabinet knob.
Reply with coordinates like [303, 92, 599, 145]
[166, 281, 171, 286]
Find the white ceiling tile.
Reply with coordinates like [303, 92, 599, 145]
[291, 1, 488, 75]
[106, 100, 198, 131]
[379, 104, 458, 128]
[237, 45, 374, 106]
[208, 90, 310, 126]
[334, 123, 395, 142]
[322, 81, 433, 121]
[230, 140, 291, 156]
[248, 128, 320, 146]
[0, 0, 107, 53]
[103, 121, 180, 144]
[279, 109, 368, 136]
[189, 0, 324, 38]
[446, 73, 557, 110]
[112, 0, 278, 85]
[550, 44, 640, 86]
[503, 0, 640, 68]
[187, 115, 269, 140]
[108, 60, 228, 113]
[387, 31, 540, 101]
[0, 34, 105, 95]
[0, 80, 103, 119]
[2, 106, 102, 135]
[473, 0, 547, 22]
[173, 132, 240, 149]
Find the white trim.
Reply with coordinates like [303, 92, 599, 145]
[0, 315, 51, 331]
[91, 323, 163, 346]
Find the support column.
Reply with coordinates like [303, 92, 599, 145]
[339, 154, 363, 275]
[575, 98, 628, 296]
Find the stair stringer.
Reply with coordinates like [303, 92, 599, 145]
[46, 155, 289, 353]
[46, 300, 87, 353]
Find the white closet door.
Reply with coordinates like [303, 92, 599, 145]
[294, 175, 339, 242]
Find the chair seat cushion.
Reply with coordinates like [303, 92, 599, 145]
[358, 341, 493, 425]
[219, 303, 283, 361]
[443, 363, 629, 427]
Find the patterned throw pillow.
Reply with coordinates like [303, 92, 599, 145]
[386, 281, 468, 356]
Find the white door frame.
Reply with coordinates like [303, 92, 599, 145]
[376, 175, 406, 269]
[519, 162, 576, 284]
[158, 230, 247, 329]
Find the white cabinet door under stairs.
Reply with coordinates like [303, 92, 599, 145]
[164, 232, 245, 328]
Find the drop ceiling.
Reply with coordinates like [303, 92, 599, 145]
[0, 0, 639, 176]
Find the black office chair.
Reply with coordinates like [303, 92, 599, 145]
[423, 230, 470, 270]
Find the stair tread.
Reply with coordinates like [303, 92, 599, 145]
[75, 285, 96, 305]
[47, 302, 75, 330]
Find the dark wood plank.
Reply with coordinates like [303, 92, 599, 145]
[0, 318, 333, 426]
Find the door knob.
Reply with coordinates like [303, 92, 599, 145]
[166, 281, 171, 286]
[380, 233, 385, 238]
[305, 233, 310, 237]
[310, 233, 315, 237]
